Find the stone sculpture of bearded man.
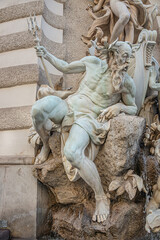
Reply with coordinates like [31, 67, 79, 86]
[32, 40, 137, 223]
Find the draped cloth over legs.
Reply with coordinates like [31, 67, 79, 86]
[60, 94, 110, 182]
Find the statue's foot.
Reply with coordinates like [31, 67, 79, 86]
[92, 195, 110, 223]
[35, 146, 50, 165]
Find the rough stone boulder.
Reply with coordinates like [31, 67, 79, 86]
[96, 114, 145, 183]
[33, 115, 146, 239]
[51, 201, 144, 240]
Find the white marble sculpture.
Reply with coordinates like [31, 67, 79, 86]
[31, 40, 137, 223]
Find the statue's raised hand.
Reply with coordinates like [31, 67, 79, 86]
[97, 104, 121, 122]
[35, 46, 48, 58]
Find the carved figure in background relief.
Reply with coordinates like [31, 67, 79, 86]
[31, 41, 137, 223]
[82, 0, 157, 45]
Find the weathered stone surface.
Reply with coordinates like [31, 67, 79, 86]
[0, 106, 32, 130]
[139, 153, 160, 189]
[43, 2, 65, 30]
[0, 229, 10, 240]
[63, 0, 92, 90]
[0, 32, 35, 53]
[0, 64, 38, 88]
[41, 32, 66, 60]
[33, 132, 92, 205]
[0, 64, 39, 88]
[0, 129, 34, 157]
[0, 165, 50, 239]
[51, 201, 144, 240]
[33, 157, 92, 205]
[54, 0, 67, 3]
[0, 1, 43, 24]
[95, 115, 145, 183]
[133, 232, 160, 240]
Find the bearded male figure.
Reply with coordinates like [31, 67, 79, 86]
[32, 41, 137, 223]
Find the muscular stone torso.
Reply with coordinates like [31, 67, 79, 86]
[67, 57, 127, 117]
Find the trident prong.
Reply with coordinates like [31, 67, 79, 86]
[28, 13, 38, 38]
[27, 18, 32, 33]
[34, 13, 40, 31]
[27, 13, 54, 89]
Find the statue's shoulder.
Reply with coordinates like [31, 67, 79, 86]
[124, 73, 136, 97]
[81, 56, 102, 65]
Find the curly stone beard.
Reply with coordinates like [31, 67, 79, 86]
[109, 54, 129, 91]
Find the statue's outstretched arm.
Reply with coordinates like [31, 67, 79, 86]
[149, 67, 160, 91]
[36, 46, 86, 74]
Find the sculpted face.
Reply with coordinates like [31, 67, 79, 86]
[109, 41, 132, 91]
[115, 42, 132, 70]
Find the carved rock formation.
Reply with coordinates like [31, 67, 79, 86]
[51, 202, 144, 240]
[95, 114, 145, 182]
[33, 131, 92, 205]
[33, 115, 147, 239]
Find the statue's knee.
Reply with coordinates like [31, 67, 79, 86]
[64, 145, 75, 162]
[120, 13, 130, 25]
[32, 105, 44, 122]
[64, 145, 81, 168]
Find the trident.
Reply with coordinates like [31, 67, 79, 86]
[27, 14, 54, 89]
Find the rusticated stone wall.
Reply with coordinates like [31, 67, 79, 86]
[0, 1, 50, 239]
[0, 0, 43, 161]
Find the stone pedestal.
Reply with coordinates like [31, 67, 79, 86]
[0, 165, 51, 239]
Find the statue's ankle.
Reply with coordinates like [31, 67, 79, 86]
[95, 195, 107, 201]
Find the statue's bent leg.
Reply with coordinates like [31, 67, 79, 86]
[64, 124, 110, 223]
[32, 96, 68, 164]
[110, 0, 130, 42]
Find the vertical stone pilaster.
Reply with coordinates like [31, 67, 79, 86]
[0, 1, 50, 239]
